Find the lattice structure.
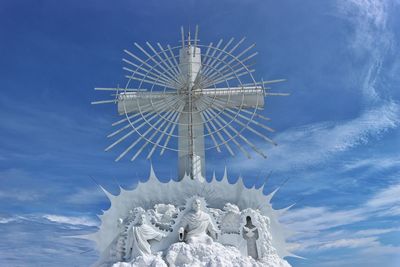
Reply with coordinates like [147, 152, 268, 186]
[93, 26, 287, 180]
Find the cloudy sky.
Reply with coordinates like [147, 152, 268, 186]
[0, 0, 399, 266]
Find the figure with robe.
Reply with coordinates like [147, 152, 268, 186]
[179, 198, 218, 244]
[126, 212, 165, 260]
[242, 216, 259, 259]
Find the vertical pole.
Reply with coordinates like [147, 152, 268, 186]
[187, 30, 194, 180]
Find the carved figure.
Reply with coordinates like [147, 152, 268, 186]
[242, 216, 259, 259]
[178, 198, 218, 244]
[126, 212, 166, 259]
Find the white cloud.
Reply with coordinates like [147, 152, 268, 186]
[343, 155, 400, 172]
[0, 190, 42, 202]
[282, 181, 400, 252]
[230, 101, 399, 173]
[355, 227, 400, 237]
[43, 214, 98, 227]
[0, 217, 17, 224]
[318, 237, 379, 250]
[366, 183, 400, 208]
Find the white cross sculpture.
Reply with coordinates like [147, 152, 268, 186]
[93, 26, 286, 182]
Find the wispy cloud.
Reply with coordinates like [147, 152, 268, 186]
[228, 102, 399, 173]
[282, 181, 400, 253]
[366, 184, 400, 209]
[318, 237, 379, 250]
[43, 214, 98, 227]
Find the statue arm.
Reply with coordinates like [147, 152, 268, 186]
[207, 218, 219, 239]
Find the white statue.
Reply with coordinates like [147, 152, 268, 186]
[126, 212, 166, 260]
[242, 215, 259, 259]
[178, 197, 218, 244]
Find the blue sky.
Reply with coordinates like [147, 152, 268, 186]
[0, 0, 399, 266]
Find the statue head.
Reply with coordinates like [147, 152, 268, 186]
[135, 212, 147, 225]
[192, 198, 201, 212]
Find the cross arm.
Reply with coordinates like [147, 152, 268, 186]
[199, 86, 264, 109]
[117, 91, 177, 115]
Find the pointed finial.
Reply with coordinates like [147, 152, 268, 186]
[181, 26, 185, 48]
[193, 25, 199, 57]
[188, 29, 191, 47]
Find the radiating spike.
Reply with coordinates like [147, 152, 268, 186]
[265, 92, 290, 96]
[203, 69, 255, 88]
[146, 106, 182, 159]
[124, 75, 175, 89]
[130, 109, 176, 161]
[202, 38, 234, 77]
[240, 52, 258, 65]
[91, 99, 117, 105]
[204, 96, 277, 146]
[202, 60, 255, 86]
[236, 43, 256, 60]
[159, 104, 185, 155]
[194, 98, 234, 155]
[167, 44, 185, 83]
[106, 128, 136, 152]
[107, 97, 182, 153]
[111, 95, 178, 126]
[200, 108, 235, 156]
[157, 43, 180, 77]
[122, 58, 170, 84]
[203, 39, 223, 67]
[124, 49, 174, 86]
[94, 87, 146, 92]
[202, 39, 252, 83]
[199, 98, 250, 156]
[107, 110, 155, 138]
[134, 42, 179, 84]
[262, 79, 286, 84]
[208, 96, 275, 133]
[115, 109, 170, 161]
[202, 105, 251, 158]
[200, 96, 268, 157]
[196, 42, 214, 86]
[123, 66, 176, 88]
[194, 101, 235, 156]
[146, 42, 181, 85]
[208, 36, 245, 73]
[194, 102, 222, 153]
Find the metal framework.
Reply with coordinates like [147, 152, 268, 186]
[93, 26, 288, 181]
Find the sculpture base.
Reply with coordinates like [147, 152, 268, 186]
[90, 170, 295, 266]
[112, 242, 290, 267]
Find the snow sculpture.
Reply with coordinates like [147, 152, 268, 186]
[89, 170, 295, 267]
[178, 197, 218, 244]
[126, 212, 166, 259]
[218, 203, 243, 248]
[90, 27, 295, 266]
[242, 215, 260, 259]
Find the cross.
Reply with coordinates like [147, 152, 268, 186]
[93, 26, 286, 182]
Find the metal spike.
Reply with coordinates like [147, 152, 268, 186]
[91, 99, 117, 105]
